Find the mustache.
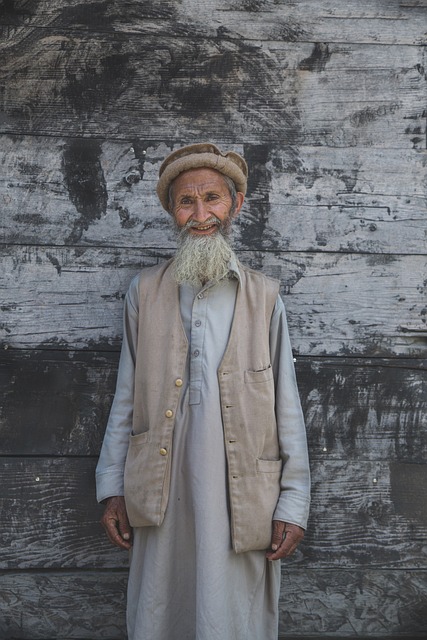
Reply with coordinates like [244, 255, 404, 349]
[184, 216, 221, 230]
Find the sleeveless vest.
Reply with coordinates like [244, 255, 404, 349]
[124, 259, 281, 553]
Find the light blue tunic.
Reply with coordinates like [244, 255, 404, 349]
[96, 259, 310, 640]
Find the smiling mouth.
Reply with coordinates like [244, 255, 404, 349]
[190, 222, 219, 232]
[194, 223, 215, 230]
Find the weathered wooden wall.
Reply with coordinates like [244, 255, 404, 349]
[0, 0, 426, 638]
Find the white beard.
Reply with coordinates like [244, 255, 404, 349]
[173, 223, 235, 287]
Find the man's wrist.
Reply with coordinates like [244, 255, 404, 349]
[101, 495, 124, 505]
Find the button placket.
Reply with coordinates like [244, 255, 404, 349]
[189, 288, 208, 405]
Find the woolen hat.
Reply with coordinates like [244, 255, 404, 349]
[156, 142, 248, 212]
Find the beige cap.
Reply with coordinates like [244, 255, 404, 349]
[156, 142, 248, 212]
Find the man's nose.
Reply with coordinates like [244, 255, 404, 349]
[191, 199, 210, 221]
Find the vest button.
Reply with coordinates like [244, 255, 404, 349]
[175, 378, 183, 387]
[159, 448, 167, 456]
[165, 409, 173, 418]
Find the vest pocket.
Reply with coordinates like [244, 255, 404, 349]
[256, 458, 282, 473]
[124, 434, 168, 527]
[129, 430, 150, 445]
[244, 365, 273, 383]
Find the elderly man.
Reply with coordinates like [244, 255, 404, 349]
[96, 143, 310, 640]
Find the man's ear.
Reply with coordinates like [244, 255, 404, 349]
[232, 192, 245, 218]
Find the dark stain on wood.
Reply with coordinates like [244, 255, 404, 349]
[232, 0, 268, 12]
[61, 139, 108, 244]
[53, 0, 118, 31]
[298, 359, 427, 463]
[0, 350, 116, 456]
[298, 43, 331, 72]
[0, 0, 38, 25]
[156, 36, 299, 138]
[239, 144, 282, 252]
[350, 103, 401, 128]
[0, 14, 303, 140]
[54, 0, 177, 27]
[390, 462, 427, 525]
[62, 48, 136, 117]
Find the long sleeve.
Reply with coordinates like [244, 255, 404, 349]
[95, 275, 140, 503]
[269, 295, 311, 529]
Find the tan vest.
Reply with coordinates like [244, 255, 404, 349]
[124, 259, 281, 553]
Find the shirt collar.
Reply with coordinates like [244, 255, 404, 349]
[228, 254, 242, 284]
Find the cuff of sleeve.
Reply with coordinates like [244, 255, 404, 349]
[273, 491, 311, 530]
[96, 470, 125, 504]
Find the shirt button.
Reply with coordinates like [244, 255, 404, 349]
[193, 349, 200, 357]
[175, 378, 183, 387]
[159, 448, 167, 456]
[197, 293, 204, 299]
[165, 409, 173, 418]
[195, 320, 201, 327]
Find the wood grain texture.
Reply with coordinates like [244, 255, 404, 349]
[0, 568, 425, 639]
[304, 460, 427, 568]
[0, 457, 128, 570]
[1, 136, 425, 252]
[2, 246, 426, 356]
[0, 0, 426, 44]
[278, 568, 427, 637]
[1, 351, 425, 462]
[0, 571, 128, 639]
[0, 350, 118, 456]
[298, 358, 427, 463]
[1, 457, 426, 570]
[0, 20, 424, 141]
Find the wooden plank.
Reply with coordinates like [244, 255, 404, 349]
[0, 568, 426, 639]
[278, 568, 427, 637]
[0, 30, 424, 141]
[0, 136, 425, 253]
[400, 0, 427, 7]
[0, 0, 426, 44]
[1, 457, 426, 570]
[304, 460, 427, 568]
[1, 246, 426, 356]
[0, 571, 128, 639]
[0, 457, 128, 569]
[0, 245, 161, 351]
[297, 358, 427, 463]
[0, 350, 118, 456]
[1, 351, 426, 462]
[261, 251, 427, 358]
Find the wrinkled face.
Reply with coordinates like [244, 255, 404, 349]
[170, 168, 244, 236]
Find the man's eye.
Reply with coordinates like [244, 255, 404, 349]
[180, 198, 192, 205]
[207, 194, 219, 200]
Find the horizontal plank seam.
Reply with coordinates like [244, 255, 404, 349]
[0, 128, 425, 145]
[2, 346, 426, 362]
[1, 243, 427, 258]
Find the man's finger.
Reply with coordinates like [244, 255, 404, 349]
[266, 522, 304, 561]
[100, 497, 133, 550]
[102, 516, 132, 550]
[270, 520, 285, 551]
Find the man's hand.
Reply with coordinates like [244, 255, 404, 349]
[266, 520, 304, 561]
[100, 496, 133, 550]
